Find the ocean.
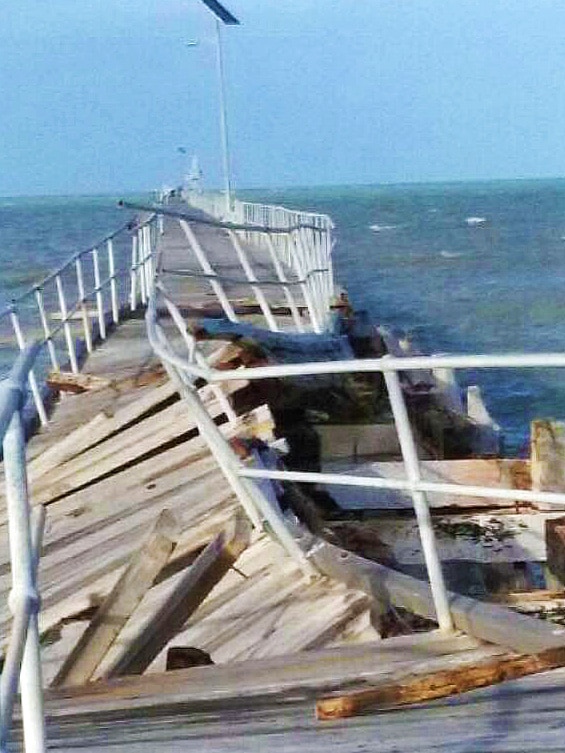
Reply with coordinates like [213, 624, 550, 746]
[245, 180, 565, 454]
[2, 181, 565, 453]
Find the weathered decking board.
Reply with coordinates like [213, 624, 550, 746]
[36, 663, 565, 752]
[44, 631, 504, 712]
[0, 313, 380, 687]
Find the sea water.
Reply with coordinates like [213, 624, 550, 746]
[0, 195, 139, 379]
[243, 180, 565, 454]
[2, 181, 565, 453]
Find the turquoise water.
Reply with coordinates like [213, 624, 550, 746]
[0, 195, 139, 378]
[0, 195, 137, 309]
[243, 180, 565, 453]
[3, 182, 565, 453]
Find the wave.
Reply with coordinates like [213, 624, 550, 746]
[440, 250, 463, 258]
[465, 216, 487, 226]
[369, 224, 398, 232]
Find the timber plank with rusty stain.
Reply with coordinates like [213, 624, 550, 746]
[315, 645, 565, 720]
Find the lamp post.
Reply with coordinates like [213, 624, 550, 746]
[199, 0, 239, 217]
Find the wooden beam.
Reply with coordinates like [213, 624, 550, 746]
[102, 512, 252, 678]
[46, 371, 112, 394]
[316, 645, 565, 720]
[51, 509, 180, 688]
[44, 632, 500, 715]
[308, 533, 565, 654]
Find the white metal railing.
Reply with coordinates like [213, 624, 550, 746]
[0, 213, 160, 426]
[0, 208, 161, 752]
[144, 196, 565, 635]
[0, 344, 46, 753]
[183, 191, 335, 332]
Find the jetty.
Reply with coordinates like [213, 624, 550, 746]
[3, 190, 565, 751]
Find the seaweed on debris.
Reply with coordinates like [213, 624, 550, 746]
[434, 517, 516, 544]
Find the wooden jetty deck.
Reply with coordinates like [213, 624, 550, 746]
[5, 204, 565, 748]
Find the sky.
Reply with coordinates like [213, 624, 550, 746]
[2, 1, 565, 195]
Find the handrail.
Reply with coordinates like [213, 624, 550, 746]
[153, 193, 335, 334]
[0, 212, 160, 425]
[0, 220, 136, 320]
[0, 344, 47, 753]
[120, 199, 330, 234]
[0, 207, 162, 753]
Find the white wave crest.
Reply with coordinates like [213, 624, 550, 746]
[369, 224, 397, 232]
[465, 216, 487, 226]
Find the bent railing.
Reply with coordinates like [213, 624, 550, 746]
[148, 285, 565, 632]
[144, 196, 565, 634]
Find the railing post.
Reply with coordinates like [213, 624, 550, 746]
[383, 362, 453, 632]
[34, 288, 59, 371]
[9, 310, 48, 426]
[2, 409, 46, 753]
[326, 222, 335, 303]
[179, 219, 238, 322]
[107, 239, 119, 325]
[130, 234, 138, 311]
[55, 275, 79, 373]
[298, 227, 324, 328]
[91, 248, 106, 340]
[144, 225, 154, 294]
[264, 233, 304, 332]
[155, 349, 316, 577]
[137, 230, 147, 306]
[160, 292, 238, 426]
[74, 258, 93, 354]
[227, 229, 278, 332]
[288, 231, 321, 333]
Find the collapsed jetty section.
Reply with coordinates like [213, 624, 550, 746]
[2, 191, 565, 749]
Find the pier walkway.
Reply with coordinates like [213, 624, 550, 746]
[2, 197, 565, 750]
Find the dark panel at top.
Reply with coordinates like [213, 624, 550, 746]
[200, 0, 240, 25]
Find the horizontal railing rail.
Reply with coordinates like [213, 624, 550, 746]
[119, 199, 329, 234]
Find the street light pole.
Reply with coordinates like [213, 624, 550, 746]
[198, 0, 239, 218]
[214, 18, 232, 216]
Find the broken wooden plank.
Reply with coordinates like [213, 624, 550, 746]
[46, 371, 113, 394]
[52, 509, 180, 688]
[315, 645, 565, 720]
[29, 381, 247, 505]
[322, 457, 530, 510]
[102, 512, 252, 678]
[44, 632, 504, 718]
[27, 379, 179, 482]
[307, 532, 565, 653]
